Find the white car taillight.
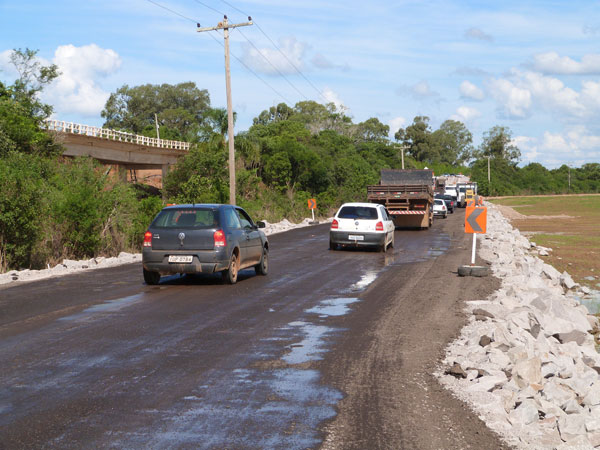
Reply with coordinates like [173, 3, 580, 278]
[143, 231, 152, 248]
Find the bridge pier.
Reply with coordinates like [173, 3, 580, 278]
[161, 164, 171, 184]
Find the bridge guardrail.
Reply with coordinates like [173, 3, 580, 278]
[44, 120, 190, 151]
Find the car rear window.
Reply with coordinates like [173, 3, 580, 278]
[152, 208, 219, 228]
[338, 206, 378, 220]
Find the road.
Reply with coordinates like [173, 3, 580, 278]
[0, 210, 510, 449]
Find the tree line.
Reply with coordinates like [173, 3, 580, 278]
[1, 48, 598, 271]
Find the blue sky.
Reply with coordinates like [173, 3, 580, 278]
[1, 0, 599, 168]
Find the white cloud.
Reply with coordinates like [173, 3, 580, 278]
[397, 80, 441, 101]
[44, 44, 121, 117]
[487, 76, 532, 118]
[513, 135, 541, 162]
[388, 116, 406, 137]
[486, 69, 592, 119]
[459, 80, 484, 100]
[311, 53, 348, 71]
[322, 87, 345, 110]
[241, 37, 305, 76]
[516, 127, 600, 168]
[464, 27, 493, 42]
[0, 50, 16, 77]
[449, 106, 481, 123]
[413, 80, 434, 97]
[531, 51, 600, 75]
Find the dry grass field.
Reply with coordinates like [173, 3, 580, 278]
[489, 195, 600, 289]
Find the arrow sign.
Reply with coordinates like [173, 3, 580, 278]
[307, 198, 316, 210]
[465, 206, 487, 234]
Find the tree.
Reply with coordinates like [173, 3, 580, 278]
[477, 125, 521, 165]
[101, 82, 211, 141]
[430, 120, 474, 165]
[353, 117, 390, 142]
[395, 116, 436, 162]
[0, 48, 61, 157]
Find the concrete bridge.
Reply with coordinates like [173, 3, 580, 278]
[44, 120, 191, 182]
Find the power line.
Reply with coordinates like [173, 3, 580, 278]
[144, 0, 291, 103]
[145, 0, 197, 23]
[235, 27, 309, 101]
[217, 0, 327, 102]
[205, 26, 293, 104]
[192, 0, 225, 17]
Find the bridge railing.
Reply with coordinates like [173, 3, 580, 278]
[44, 120, 191, 151]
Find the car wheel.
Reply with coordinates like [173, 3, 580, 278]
[255, 246, 268, 275]
[143, 268, 161, 285]
[223, 252, 239, 284]
[379, 241, 387, 253]
[329, 240, 337, 251]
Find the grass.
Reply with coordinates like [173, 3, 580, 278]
[490, 195, 600, 288]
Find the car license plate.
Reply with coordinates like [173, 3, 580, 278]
[168, 255, 193, 263]
[348, 235, 364, 241]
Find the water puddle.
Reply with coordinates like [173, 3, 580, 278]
[573, 291, 600, 314]
[306, 297, 360, 317]
[58, 294, 145, 321]
[349, 271, 379, 291]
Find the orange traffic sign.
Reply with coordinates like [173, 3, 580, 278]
[465, 206, 487, 234]
[307, 198, 317, 210]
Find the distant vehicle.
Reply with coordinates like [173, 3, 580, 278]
[367, 169, 434, 229]
[457, 182, 477, 207]
[433, 199, 448, 219]
[435, 194, 455, 213]
[444, 187, 458, 204]
[142, 204, 269, 285]
[330, 202, 395, 252]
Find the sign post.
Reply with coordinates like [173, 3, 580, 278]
[307, 198, 317, 223]
[459, 205, 489, 277]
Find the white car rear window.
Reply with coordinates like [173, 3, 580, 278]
[338, 206, 378, 220]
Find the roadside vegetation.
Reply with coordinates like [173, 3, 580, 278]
[489, 195, 600, 288]
[1, 47, 599, 272]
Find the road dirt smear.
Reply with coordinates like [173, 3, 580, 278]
[319, 211, 511, 449]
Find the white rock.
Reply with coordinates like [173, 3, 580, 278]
[586, 417, 600, 432]
[542, 263, 562, 283]
[513, 357, 542, 388]
[558, 413, 588, 441]
[584, 383, 600, 407]
[508, 399, 539, 425]
[560, 271, 577, 290]
[543, 379, 577, 408]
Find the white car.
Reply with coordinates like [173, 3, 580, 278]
[433, 199, 448, 219]
[329, 202, 395, 252]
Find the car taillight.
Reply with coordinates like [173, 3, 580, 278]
[331, 219, 338, 230]
[375, 221, 384, 231]
[143, 231, 152, 247]
[214, 229, 227, 247]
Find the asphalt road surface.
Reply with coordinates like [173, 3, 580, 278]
[0, 210, 510, 449]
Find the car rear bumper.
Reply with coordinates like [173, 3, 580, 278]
[330, 230, 386, 247]
[142, 248, 230, 274]
[433, 211, 446, 216]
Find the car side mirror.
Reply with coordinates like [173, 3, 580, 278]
[257, 221, 266, 228]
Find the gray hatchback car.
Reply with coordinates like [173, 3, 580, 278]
[142, 204, 269, 285]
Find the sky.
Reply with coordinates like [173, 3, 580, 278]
[1, 0, 599, 169]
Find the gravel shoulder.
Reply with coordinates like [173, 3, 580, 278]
[319, 210, 511, 449]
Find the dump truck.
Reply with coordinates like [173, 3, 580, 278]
[367, 169, 435, 229]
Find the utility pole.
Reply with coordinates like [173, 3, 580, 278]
[154, 113, 160, 143]
[487, 156, 491, 183]
[396, 145, 405, 169]
[401, 145, 405, 169]
[198, 16, 253, 205]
